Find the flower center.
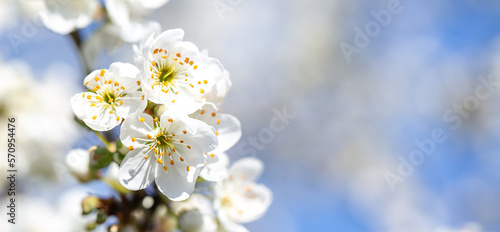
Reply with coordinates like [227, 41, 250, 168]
[155, 134, 173, 149]
[157, 61, 177, 84]
[102, 91, 116, 104]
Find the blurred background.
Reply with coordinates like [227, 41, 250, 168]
[2, 0, 500, 231]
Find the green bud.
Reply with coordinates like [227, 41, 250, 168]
[85, 222, 97, 231]
[90, 146, 113, 169]
[96, 209, 108, 224]
[82, 196, 100, 215]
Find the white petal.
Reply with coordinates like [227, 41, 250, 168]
[186, 118, 218, 153]
[189, 102, 218, 125]
[155, 162, 195, 201]
[224, 183, 273, 223]
[191, 55, 228, 106]
[105, 0, 131, 26]
[205, 70, 231, 106]
[189, 103, 240, 153]
[212, 114, 241, 153]
[83, 69, 103, 90]
[217, 211, 249, 232]
[173, 138, 206, 170]
[229, 158, 263, 183]
[118, 147, 156, 190]
[70, 93, 86, 119]
[200, 153, 229, 181]
[109, 62, 140, 81]
[163, 112, 218, 153]
[41, 0, 98, 34]
[154, 28, 184, 50]
[115, 21, 161, 43]
[139, 0, 170, 9]
[120, 112, 155, 146]
[171, 41, 200, 61]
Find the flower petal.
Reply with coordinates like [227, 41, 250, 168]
[224, 183, 273, 223]
[173, 137, 206, 169]
[217, 211, 249, 232]
[118, 147, 156, 190]
[155, 162, 196, 201]
[153, 28, 184, 50]
[212, 113, 241, 153]
[200, 152, 229, 181]
[164, 112, 218, 153]
[228, 158, 264, 183]
[120, 112, 155, 146]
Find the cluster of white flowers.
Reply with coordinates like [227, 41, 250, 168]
[68, 28, 271, 231]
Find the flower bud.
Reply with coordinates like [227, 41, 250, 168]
[96, 209, 108, 224]
[85, 222, 97, 231]
[90, 146, 113, 169]
[65, 149, 91, 182]
[108, 224, 120, 232]
[178, 209, 205, 232]
[82, 196, 100, 215]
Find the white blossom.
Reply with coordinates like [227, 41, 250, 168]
[105, 0, 167, 42]
[135, 28, 227, 113]
[171, 194, 218, 232]
[214, 158, 272, 232]
[40, 0, 99, 35]
[71, 62, 146, 131]
[118, 111, 217, 200]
